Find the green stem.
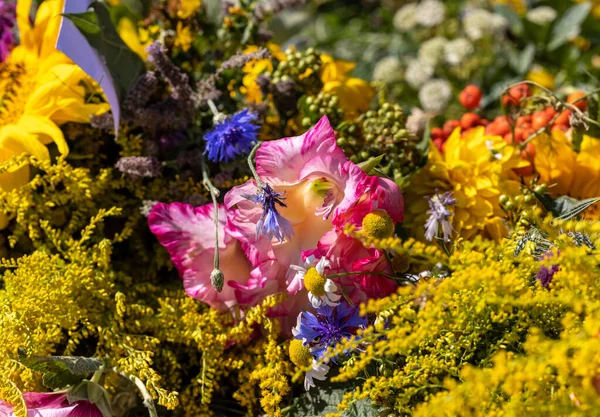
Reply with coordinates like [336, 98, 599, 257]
[117, 371, 158, 417]
[247, 141, 263, 188]
[201, 157, 220, 272]
[328, 270, 409, 283]
[90, 366, 104, 384]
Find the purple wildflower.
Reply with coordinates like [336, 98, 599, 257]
[292, 301, 367, 359]
[424, 191, 457, 242]
[204, 109, 259, 163]
[0, 1, 16, 62]
[536, 251, 559, 289]
[244, 184, 294, 243]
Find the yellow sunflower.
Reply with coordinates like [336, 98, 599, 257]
[404, 127, 525, 242]
[0, 0, 107, 228]
[533, 131, 600, 217]
[320, 54, 374, 117]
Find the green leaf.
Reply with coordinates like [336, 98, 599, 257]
[18, 348, 103, 389]
[493, 4, 523, 36]
[532, 192, 600, 219]
[63, 1, 145, 102]
[511, 43, 535, 75]
[67, 381, 114, 417]
[548, 2, 591, 51]
[358, 154, 385, 174]
[287, 386, 380, 417]
[120, 0, 151, 18]
[587, 93, 600, 137]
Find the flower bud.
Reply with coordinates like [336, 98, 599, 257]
[362, 210, 395, 239]
[211, 269, 224, 293]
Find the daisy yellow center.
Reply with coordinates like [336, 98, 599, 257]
[0, 61, 31, 126]
[362, 210, 394, 239]
[304, 266, 327, 296]
[289, 339, 312, 368]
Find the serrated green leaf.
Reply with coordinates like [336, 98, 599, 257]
[548, 2, 591, 51]
[18, 349, 103, 389]
[358, 154, 385, 174]
[63, 1, 145, 102]
[287, 386, 380, 417]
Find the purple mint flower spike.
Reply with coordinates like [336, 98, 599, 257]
[536, 251, 560, 289]
[0, 1, 16, 63]
[204, 109, 260, 163]
[244, 184, 294, 243]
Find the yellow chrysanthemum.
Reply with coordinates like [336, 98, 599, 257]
[320, 54, 374, 117]
[0, 0, 107, 228]
[533, 131, 600, 217]
[404, 127, 525, 241]
[241, 44, 286, 104]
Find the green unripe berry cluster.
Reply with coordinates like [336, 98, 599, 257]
[301, 92, 344, 128]
[271, 47, 323, 95]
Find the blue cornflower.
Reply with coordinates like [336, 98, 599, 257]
[424, 191, 457, 242]
[203, 109, 259, 163]
[292, 301, 367, 359]
[244, 184, 294, 243]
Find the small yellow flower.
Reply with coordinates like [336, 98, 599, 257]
[176, 0, 202, 19]
[320, 54, 374, 117]
[362, 210, 395, 239]
[241, 44, 285, 104]
[117, 18, 150, 60]
[175, 22, 193, 52]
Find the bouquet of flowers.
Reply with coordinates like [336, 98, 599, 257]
[1, 0, 600, 416]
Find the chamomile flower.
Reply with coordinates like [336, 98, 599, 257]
[288, 339, 330, 391]
[290, 257, 341, 308]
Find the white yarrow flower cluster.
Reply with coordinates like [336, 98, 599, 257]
[404, 60, 434, 89]
[444, 38, 474, 65]
[419, 79, 452, 112]
[418, 36, 447, 66]
[373, 56, 402, 83]
[393, 3, 419, 32]
[463, 9, 507, 41]
[526, 6, 558, 25]
[416, 0, 446, 27]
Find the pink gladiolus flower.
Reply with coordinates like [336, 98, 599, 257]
[0, 392, 102, 417]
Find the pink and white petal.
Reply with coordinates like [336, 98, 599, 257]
[230, 260, 283, 306]
[349, 251, 398, 299]
[256, 116, 346, 184]
[149, 202, 253, 311]
[366, 176, 404, 222]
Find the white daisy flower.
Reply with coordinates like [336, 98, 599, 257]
[290, 256, 342, 308]
[304, 359, 330, 390]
